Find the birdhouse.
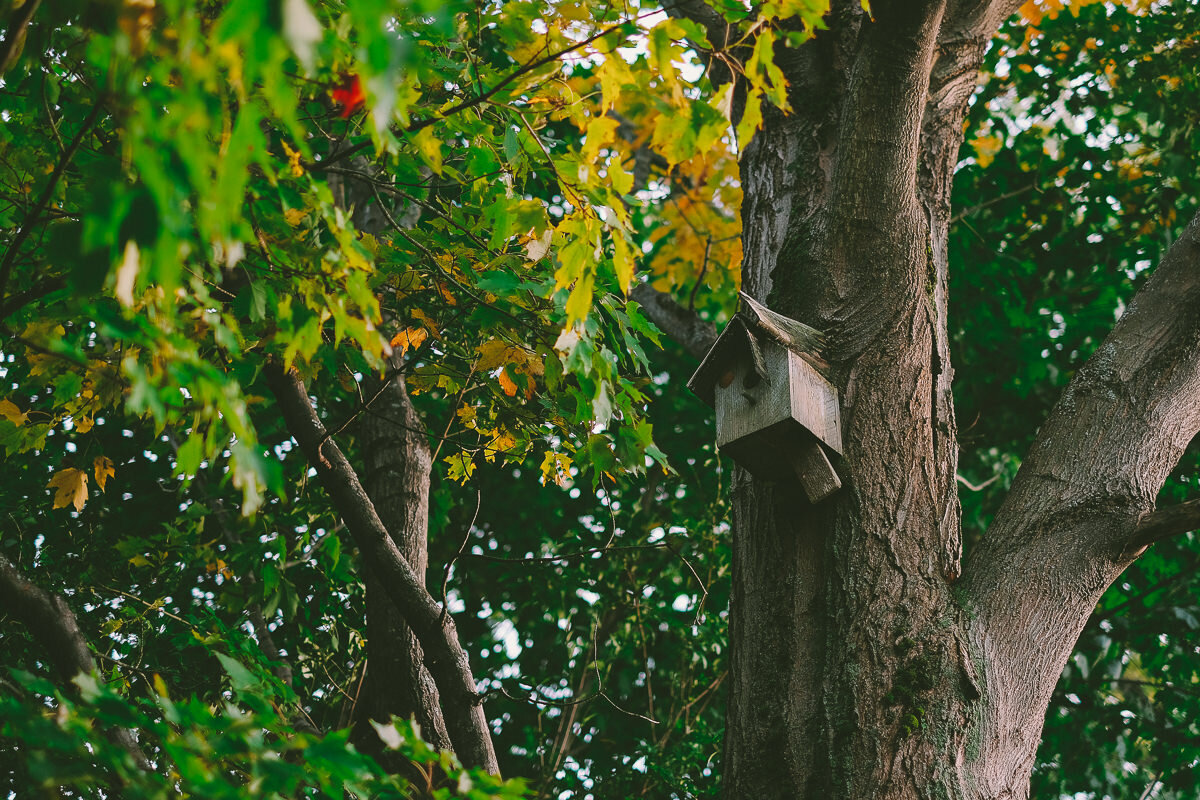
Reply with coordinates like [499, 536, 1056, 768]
[688, 293, 843, 503]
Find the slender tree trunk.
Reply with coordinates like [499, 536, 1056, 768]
[268, 367, 499, 773]
[354, 364, 454, 756]
[713, 0, 1200, 797]
[330, 155, 457, 759]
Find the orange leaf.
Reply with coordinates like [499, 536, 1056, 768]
[498, 368, 518, 397]
[390, 327, 429, 355]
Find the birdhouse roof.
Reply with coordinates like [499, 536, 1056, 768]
[687, 292, 829, 407]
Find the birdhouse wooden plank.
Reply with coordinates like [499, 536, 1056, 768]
[689, 293, 843, 503]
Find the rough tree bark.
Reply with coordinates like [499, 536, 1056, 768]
[330, 159, 456, 761]
[659, 0, 1200, 797]
[354, 362, 454, 755]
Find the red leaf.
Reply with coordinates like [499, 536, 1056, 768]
[332, 75, 365, 118]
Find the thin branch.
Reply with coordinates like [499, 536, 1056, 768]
[440, 489, 482, 623]
[956, 473, 1000, 492]
[0, 100, 104, 303]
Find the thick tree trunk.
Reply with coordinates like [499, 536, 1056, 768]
[354, 364, 454, 755]
[715, 0, 1200, 797]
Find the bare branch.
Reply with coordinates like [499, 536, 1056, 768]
[630, 283, 717, 360]
[0, 552, 150, 770]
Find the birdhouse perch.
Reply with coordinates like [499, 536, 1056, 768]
[688, 293, 843, 503]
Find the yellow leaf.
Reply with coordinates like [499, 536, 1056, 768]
[75, 415, 94, 434]
[0, 399, 28, 426]
[736, 90, 764, 150]
[581, 115, 620, 168]
[284, 208, 307, 227]
[609, 158, 633, 196]
[970, 133, 1004, 168]
[412, 127, 443, 175]
[390, 327, 429, 356]
[48, 467, 89, 511]
[94, 456, 115, 492]
[539, 451, 573, 487]
[456, 404, 478, 427]
[477, 339, 526, 372]
[281, 141, 305, 177]
[613, 234, 635, 295]
[498, 368, 519, 397]
[597, 56, 634, 112]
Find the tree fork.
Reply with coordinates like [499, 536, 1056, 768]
[266, 365, 499, 774]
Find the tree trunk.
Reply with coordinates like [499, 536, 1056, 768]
[354, 364, 454, 757]
[330, 154, 457, 760]
[268, 367, 499, 773]
[716, 1, 1200, 797]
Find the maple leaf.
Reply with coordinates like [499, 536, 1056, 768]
[48, 468, 89, 511]
[94, 456, 115, 492]
[390, 327, 429, 356]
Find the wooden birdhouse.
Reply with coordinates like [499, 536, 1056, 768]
[688, 293, 843, 503]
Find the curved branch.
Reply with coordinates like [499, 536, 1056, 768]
[266, 365, 499, 774]
[960, 209, 1200, 798]
[630, 283, 716, 360]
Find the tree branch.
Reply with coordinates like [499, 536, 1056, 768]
[0, 552, 150, 770]
[265, 365, 499, 774]
[0, 0, 41, 74]
[0, 100, 103, 304]
[629, 283, 716, 360]
[1129, 498, 1200, 551]
[960, 209, 1200, 798]
[970, 208, 1200, 576]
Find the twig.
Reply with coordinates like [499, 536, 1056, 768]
[441, 488, 482, 623]
[956, 473, 1000, 492]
